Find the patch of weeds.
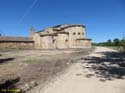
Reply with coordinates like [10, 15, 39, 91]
[23, 59, 38, 64]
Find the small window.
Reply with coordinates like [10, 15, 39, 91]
[73, 33, 76, 35]
[52, 39, 55, 43]
[78, 32, 80, 35]
[82, 32, 84, 35]
[65, 39, 68, 42]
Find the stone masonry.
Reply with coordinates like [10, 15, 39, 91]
[0, 24, 91, 49]
[32, 24, 92, 49]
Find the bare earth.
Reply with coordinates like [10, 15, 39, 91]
[0, 48, 91, 91]
[30, 47, 125, 93]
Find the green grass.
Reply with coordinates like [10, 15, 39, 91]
[23, 59, 38, 64]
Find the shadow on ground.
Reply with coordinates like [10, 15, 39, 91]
[0, 58, 15, 64]
[0, 77, 21, 93]
[80, 51, 125, 81]
[0, 77, 20, 89]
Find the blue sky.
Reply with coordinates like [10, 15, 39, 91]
[0, 0, 125, 43]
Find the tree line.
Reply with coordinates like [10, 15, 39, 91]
[93, 38, 125, 46]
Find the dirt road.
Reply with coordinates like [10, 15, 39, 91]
[30, 47, 125, 93]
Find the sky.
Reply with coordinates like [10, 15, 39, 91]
[0, 0, 125, 43]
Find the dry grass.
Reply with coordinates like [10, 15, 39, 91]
[0, 48, 93, 92]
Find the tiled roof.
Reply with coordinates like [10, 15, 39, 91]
[40, 33, 57, 36]
[37, 24, 86, 33]
[0, 36, 34, 42]
[77, 38, 92, 41]
[57, 31, 69, 34]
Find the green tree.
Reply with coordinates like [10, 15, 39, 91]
[120, 39, 125, 46]
[113, 38, 120, 46]
[107, 39, 112, 46]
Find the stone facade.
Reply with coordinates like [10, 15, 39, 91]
[0, 36, 34, 49]
[33, 24, 92, 49]
[0, 24, 91, 49]
[0, 42, 34, 49]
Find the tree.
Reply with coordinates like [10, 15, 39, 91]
[113, 38, 120, 46]
[107, 39, 112, 46]
[120, 39, 125, 46]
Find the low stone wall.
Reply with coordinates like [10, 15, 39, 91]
[81, 40, 92, 48]
[0, 41, 34, 49]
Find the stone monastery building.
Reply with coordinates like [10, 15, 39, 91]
[0, 24, 92, 49]
[32, 24, 92, 49]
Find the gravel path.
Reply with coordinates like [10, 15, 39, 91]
[30, 47, 125, 93]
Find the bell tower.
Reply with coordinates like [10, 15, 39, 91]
[29, 26, 35, 38]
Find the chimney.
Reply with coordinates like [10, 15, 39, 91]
[29, 26, 35, 38]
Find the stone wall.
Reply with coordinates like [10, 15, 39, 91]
[33, 25, 92, 49]
[57, 33, 69, 49]
[0, 41, 34, 49]
[41, 36, 52, 49]
[67, 26, 85, 48]
[33, 33, 41, 48]
[51, 36, 57, 49]
[33, 33, 58, 49]
[80, 40, 92, 48]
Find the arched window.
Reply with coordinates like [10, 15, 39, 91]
[73, 33, 76, 35]
[52, 39, 55, 44]
[65, 39, 68, 42]
[78, 32, 80, 35]
[82, 32, 84, 35]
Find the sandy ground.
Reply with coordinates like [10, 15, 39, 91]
[30, 47, 125, 93]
